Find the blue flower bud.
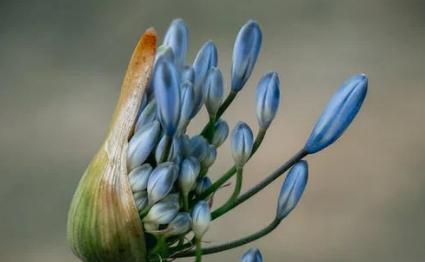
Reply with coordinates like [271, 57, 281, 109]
[240, 248, 263, 262]
[204, 67, 224, 117]
[231, 122, 254, 168]
[181, 65, 195, 84]
[256, 72, 280, 129]
[231, 20, 262, 92]
[155, 45, 175, 65]
[201, 145, 217, 169]
[179, 157, 201, 195]
[164, 212, 192, 237]
[191, 201, 211, 239]
[135, 99, 156, 132]
[304, 74, 368, 153]
[153, 57, 181, 136]
[133, 191, 148, 211]
[195, 176, 212, 195]
[155, 135, 182, 163]
[187, 135, 209, 161]
[143, 196, 180, 224]
[163, 18, 188, 67]
[192, 41, 218, 116]
[276, 161, 308, 220]
[128, 164, 152, 192]
[127, 120, 161, 170]
[211, 119, 229, 147]
[147, 162, 178, 205]
[177, 81, 195, 133]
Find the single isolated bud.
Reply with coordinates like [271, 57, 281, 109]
[231, 20, 262, 92]
[304, 73, 368, 154]
[127, 120, 161, 170]
[147, 162, 178, 205]
[135, 99, 156, 132]
[192, 41, 218, 116]
[256, 72, 280, 129]
[211, 119, 229, 147]
[276, 160, 308, 220]
[204, 67, 224, 117]
[178, 157, 201, 195]
[240, 248, 263, 262]
[231, 121, 254, 168]
[153, 57, 181, 136]
[163, 18, 188, 67]
[191, 201, 211, 239]
[164, 212, 192, 237]
[128, 164, 153, 192]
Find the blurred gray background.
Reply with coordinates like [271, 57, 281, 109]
[1, 0, 424, 261]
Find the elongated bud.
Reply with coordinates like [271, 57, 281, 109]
[135, 99, 157, 132]
[201, 145, 217, 169]
[127, 120, 161, 171]
[231, 121, 254, 168]
[196, 176, 212, 195]
[256, 72, 280, 129]
[177, 81, 195, 133]
[191, 201, 211, 239]
[155, 45, 175, 64]
[304, 74, 368, 153]
[211, 119, 229, 147]
[134, 191, 148, 211]
[128, 164, 152, 192]
[276, 161, 308, 220]
[187, 135, 209, 161]
[163, 18, 188, 67]
[192, 41, 218, 116]
[179, 157, 201, 195]
[143, 196, 180, 224]
[241, 248, 263, 262]
[164, 212, 192, 237]
[231, 20, 262, 92]
[204, 67, 224, 117]
[181, 65, 195, 84]
[153, 57, 181, 136]
[147, 162, 178, 205]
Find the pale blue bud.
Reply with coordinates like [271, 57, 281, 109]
[127, 120, 161, 170]
[191, 201, 211, 239]
[163, 18, 188, 67]
[128, 164, 152, 192]
[211, 120, 229, 147]
[204, 67, 224, 117]
[231, 20, 262, 92]
[164, 212, 192, 237]
[188, 135, 209, 161]
[192, 41, 218, 116]
[240, 248, 263, 262]
[304, 74, 368, 153]
[179, 157, 201, 195]
[195, 176, 212, 195]
[133, 191, 148, 211]
[201, 145, 217, 169]
[135, 99, 156, 132]
[231, 122, 254, 168]
[181, 65, 195, 84]
[155, 135, 182, 163]
[155, 45, 175, 65]
[143, 197, 180, 224]
[256, 72, 280, 129]
[147, 162, 178, 205]
[276, 161, 308, 220]
[177, 81, 195, 133]
[153, 57, 181, 136]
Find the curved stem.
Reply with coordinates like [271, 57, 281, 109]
[211, 149, 308, 220]
[212, 168, 243, 218]
[174, 218, 281, 258]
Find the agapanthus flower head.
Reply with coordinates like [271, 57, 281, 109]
[240, 248, 263, 262]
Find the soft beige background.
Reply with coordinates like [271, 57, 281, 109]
[1, 0, 424, 261]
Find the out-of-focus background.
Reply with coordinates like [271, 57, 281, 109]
[1, 0, 424, 261]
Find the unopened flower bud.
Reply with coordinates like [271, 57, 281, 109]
[304, 74, 368, 153]
[256, 72, 280, 129]
[143, 197, 180, 224]
[181, 65, 195, 84]
[204, 67, 224, 117]
[133, 191, 148, 211]
[196, 176, 212, 195]
[240, 248, 263, 262]
[155, 45, 175, 65]
[135, 99, 156, 132]
[179, 157, 201, 195]
[211, 119, 229, 147]
[163, 18, 188, 67]
[177, 81, 195, 133]
[191, 201, 211, 239]
[147, 162, 178, 205]
[231, 20, 262, 92]
[164, 212, 192, 237]
[128, 164, 152, 192]
[276, 161, 308, 220]
[231, 122, 254, 168]
[201, 145, 217, 169]
[127, 120, 161, 170]
[188, 135, 209, 161]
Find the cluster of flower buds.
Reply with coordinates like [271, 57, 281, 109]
[67, 17, 368, 262]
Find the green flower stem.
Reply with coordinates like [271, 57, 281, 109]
[174, 218, 281, 258]
[195, 238, 202, 262]
[183, 193, 189, 211]
[198, 129, 267, 200]
[211, 149, 308, 220]
[212, 168, 243, 217]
